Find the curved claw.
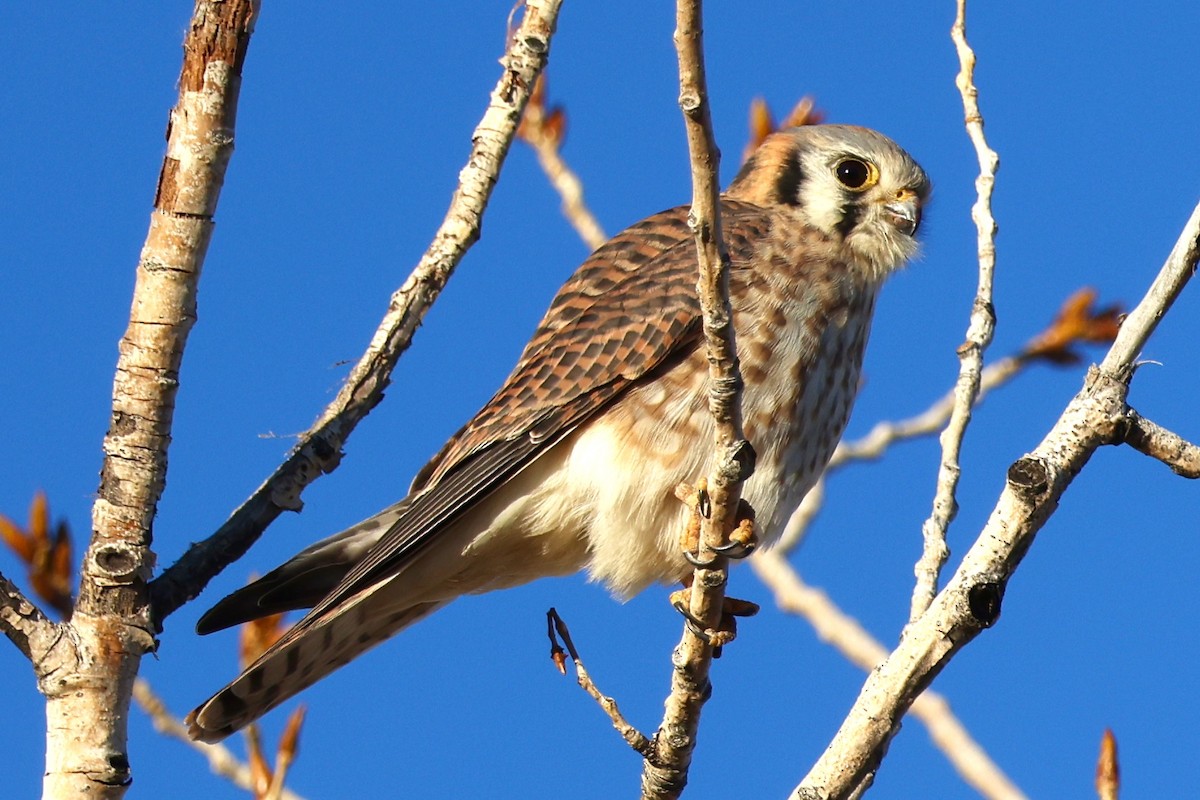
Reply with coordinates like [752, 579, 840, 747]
[683, 548, 718, 568]
[671, 599, 713, 644]
[711, 538, 757, 559]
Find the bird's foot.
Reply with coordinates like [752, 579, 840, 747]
[675, 479, 758, 567]
[668, 585, 760, 655]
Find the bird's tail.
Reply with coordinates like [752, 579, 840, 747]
[187, 579, 443, 743]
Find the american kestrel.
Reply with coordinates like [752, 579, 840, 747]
[187, 124, 930, 742]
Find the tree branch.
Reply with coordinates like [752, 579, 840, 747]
[1118, 411, 1200, 478]
[132, 678, 306, 800]
[911, 0, 1000, 624]
[45, 3, 260, 796]
[750, 552, 1027, 800]
[0, 569, 63, 666]
[149, 0, 566, 624]
[547, 609, 653, 757]
[791, 196, 1200, 799]
[642, 2, 749, 797]
[832, 356, 1022, 469]
[518, 78, 608, 251]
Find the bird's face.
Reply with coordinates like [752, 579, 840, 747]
[792, 125, 930, 279]
[730, 124, 931, 282]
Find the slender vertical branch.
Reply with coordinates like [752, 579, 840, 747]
[910, 0, 1000, 623]
[642, 2, 750, 798]
[149, 0, 566, 622]
[42, 3, 260, 797]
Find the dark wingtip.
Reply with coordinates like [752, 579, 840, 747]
[184, 707, 234, 743]
[194, 585, 261, 635]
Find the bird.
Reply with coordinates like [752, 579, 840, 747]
[187, 124, 930, 742]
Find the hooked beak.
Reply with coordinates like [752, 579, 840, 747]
[883, 189, 922, 237]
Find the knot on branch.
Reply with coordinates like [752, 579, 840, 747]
[967, 580, 1005, 627]
[717, 439, 756, 484]
[90, 542, 144, 586]
[1006, 456, 1049, 500]
[521, 34, 548, 54]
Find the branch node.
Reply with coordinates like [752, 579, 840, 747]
[1005, 457, 1049, 499]
[90, 542, 145, 586]
[966, 581, 1004, 627]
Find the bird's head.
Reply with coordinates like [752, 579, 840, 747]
[728, 123, 931, 281]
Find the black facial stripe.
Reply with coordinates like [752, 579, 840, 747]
[774, 148, 804, 206]
[836, 201, 862, 239]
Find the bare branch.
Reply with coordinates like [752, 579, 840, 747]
[1099, 204, 1200, 380]
[833, 356, 1023, 468]
[518, 77, 608, 250]
[547, 609, 652, 757]
[149, 0, 566, 624]
[791, 196, 1200, 799]
[641, 2, 749, 797]
[911, 0, 1001, 624]
[0, 570, 61, 664]
[1118, 410, 1200, 478]
[132, 679, 306, 800]
[751, 551, 1027, 800]
[46, 3, 260, 796]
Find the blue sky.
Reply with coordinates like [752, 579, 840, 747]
[4, 2, 1200, 798]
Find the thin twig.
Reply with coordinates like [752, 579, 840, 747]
[132, 678, 306, 800]
[1098, 205, 1200, 379]
[1118, 411, 1200, 477]
[832, 356, 1022, 469]
[750, 551, 1027, 800]
[640, 2, 748, 799]
[518, 78, 607, 250]
[149, 0, 566, 624]
[792, 196, 1200, 799]
[910, 0, 1001, 624]
[546, 609, 652, 756]
[779, 286, 1121, 552]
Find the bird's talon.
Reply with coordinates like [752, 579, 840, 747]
[683, 549, 718, 568]
[710, 538, 756, 558]
[671, 597, 713, 643]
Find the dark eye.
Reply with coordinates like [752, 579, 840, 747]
[835, 158, 875, 190]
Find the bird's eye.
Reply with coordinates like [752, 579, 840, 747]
[834, 158, 877, 190]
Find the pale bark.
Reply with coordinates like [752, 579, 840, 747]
[641, 1, 749, 797]
[910, 0, 1001, 624]
[791, 197, 1200, 799]
[37, 3, 259, 797]
[150, 0, 566, 623]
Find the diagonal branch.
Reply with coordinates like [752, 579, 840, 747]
[132, 678, 306, 800]
[1118, 411, 1200, 478]
[792, 196, 1200, 799]
[518, 78, 608, 251]
[909, 0, 1001, 624]
[642, 2, 750, 798]
[0, 569, 63, 666]
[750, 552, 1027, 800]
[149, 0, 566, 624]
